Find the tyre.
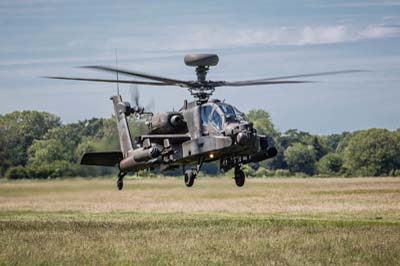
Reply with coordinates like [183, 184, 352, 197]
[117, 178, 123, 190]
[184, 170, 195, 187]
[234, 170, 245, 187]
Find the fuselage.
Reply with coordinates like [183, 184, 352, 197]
[122, 99, 270, 173]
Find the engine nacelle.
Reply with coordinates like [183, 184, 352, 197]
[148, 112, 188, 134]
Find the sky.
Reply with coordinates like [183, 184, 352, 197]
[0, 0, 399, 134]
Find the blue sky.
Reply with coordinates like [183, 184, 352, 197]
[0, 0, 399, 134]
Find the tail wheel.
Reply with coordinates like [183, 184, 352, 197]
[234, 169, 245, 187]
[117, 178, 123, 190]
[184, 170, 195, 187]
[117, 172, 126, 190]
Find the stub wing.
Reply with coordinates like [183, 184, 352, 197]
[81, 152, 123, 167]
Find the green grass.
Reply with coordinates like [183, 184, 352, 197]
[1, 211, 399, 266]
[1, 177, 400, 265]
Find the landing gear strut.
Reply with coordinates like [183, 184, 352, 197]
[234, 166, 245, 187]
[183, 157, 204, 187]
[117, 172, 126, 190]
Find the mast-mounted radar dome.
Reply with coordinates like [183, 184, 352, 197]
[184, 54, 219, 67]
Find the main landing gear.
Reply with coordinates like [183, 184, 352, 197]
[220, 158, 246, 187]
[184, 169, 196, 187]
[117, 171, 126, 190]
[183, 158, 204, 187]
[234, 165, 245, 187]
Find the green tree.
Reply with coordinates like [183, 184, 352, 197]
[280, 129, 314, 149]
[394, 129, 400, 141]
[335, 132, 353, 153]
[246, 109, 278, 137]
[128, 116, 148, 140]
[4, 165, 28, 179]
[75, 137, 98, 161]
[267, 129, 315, 170]
[284, 143, 316, 175]
[246, 109, 286, 170]
[316, 153, 343, 176]
[242, 164, 257, 177]
[324, 132, 350, 152]
[0, 111, 61, 176]
[43, 125, 83, 163]
[41, 117, 119, 164]
[343, 129, 400, 176]
[312, 136, 329, 160]
[27, 139, 69, 165]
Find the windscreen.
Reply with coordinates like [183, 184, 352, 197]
[217, 103, 247, 122]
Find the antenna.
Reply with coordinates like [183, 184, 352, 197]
[115, 49, 120, 96]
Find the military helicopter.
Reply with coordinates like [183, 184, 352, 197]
[47, 54, 363, 189]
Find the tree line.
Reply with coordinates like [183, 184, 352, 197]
[0, 110, 399, 179]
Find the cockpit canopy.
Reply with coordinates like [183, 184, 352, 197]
[201, 102, 247, 130]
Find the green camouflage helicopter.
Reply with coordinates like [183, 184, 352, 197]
[47, 54, 363, 189]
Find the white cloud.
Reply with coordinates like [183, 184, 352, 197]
[315, 1, 400, 8]
[147, 24, 400, 50]
[1, 24, 399, 68]
[359, 24, 400, 39]
[298, 26, 349, 45]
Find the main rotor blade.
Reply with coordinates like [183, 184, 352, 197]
[44, 76, 173, 86]
[228, 70, 367, 85]
[81, 65, 191, 87]
[215, 80, 311, 87]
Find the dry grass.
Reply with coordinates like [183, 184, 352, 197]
[1, 177, 399, 220]
[0, 177, 400, 265]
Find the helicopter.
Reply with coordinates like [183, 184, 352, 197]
[47, 54, 364, 189]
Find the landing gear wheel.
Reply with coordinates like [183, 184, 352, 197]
[117, 178, 123, 190]
[117, 172, 126, 190]
[184, 170, 196, 187]
[234, 168, 245, 187]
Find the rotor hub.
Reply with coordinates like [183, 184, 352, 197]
[188, 84, 215, 104]
[195, 66, 209, 83]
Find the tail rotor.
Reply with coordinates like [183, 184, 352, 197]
[128, 84, 155, 118]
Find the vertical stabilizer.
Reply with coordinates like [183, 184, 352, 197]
[111, 95, 133, 158]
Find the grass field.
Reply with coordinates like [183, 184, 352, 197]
[1, 177, 400, 265]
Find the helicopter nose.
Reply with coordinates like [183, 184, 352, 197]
[236, 131, 250, 146]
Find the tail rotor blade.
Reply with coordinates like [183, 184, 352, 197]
[129, 85, 140, 107]
[129, 85, 155, 113]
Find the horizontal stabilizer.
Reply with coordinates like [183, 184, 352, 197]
[81, 152, 123, 167]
